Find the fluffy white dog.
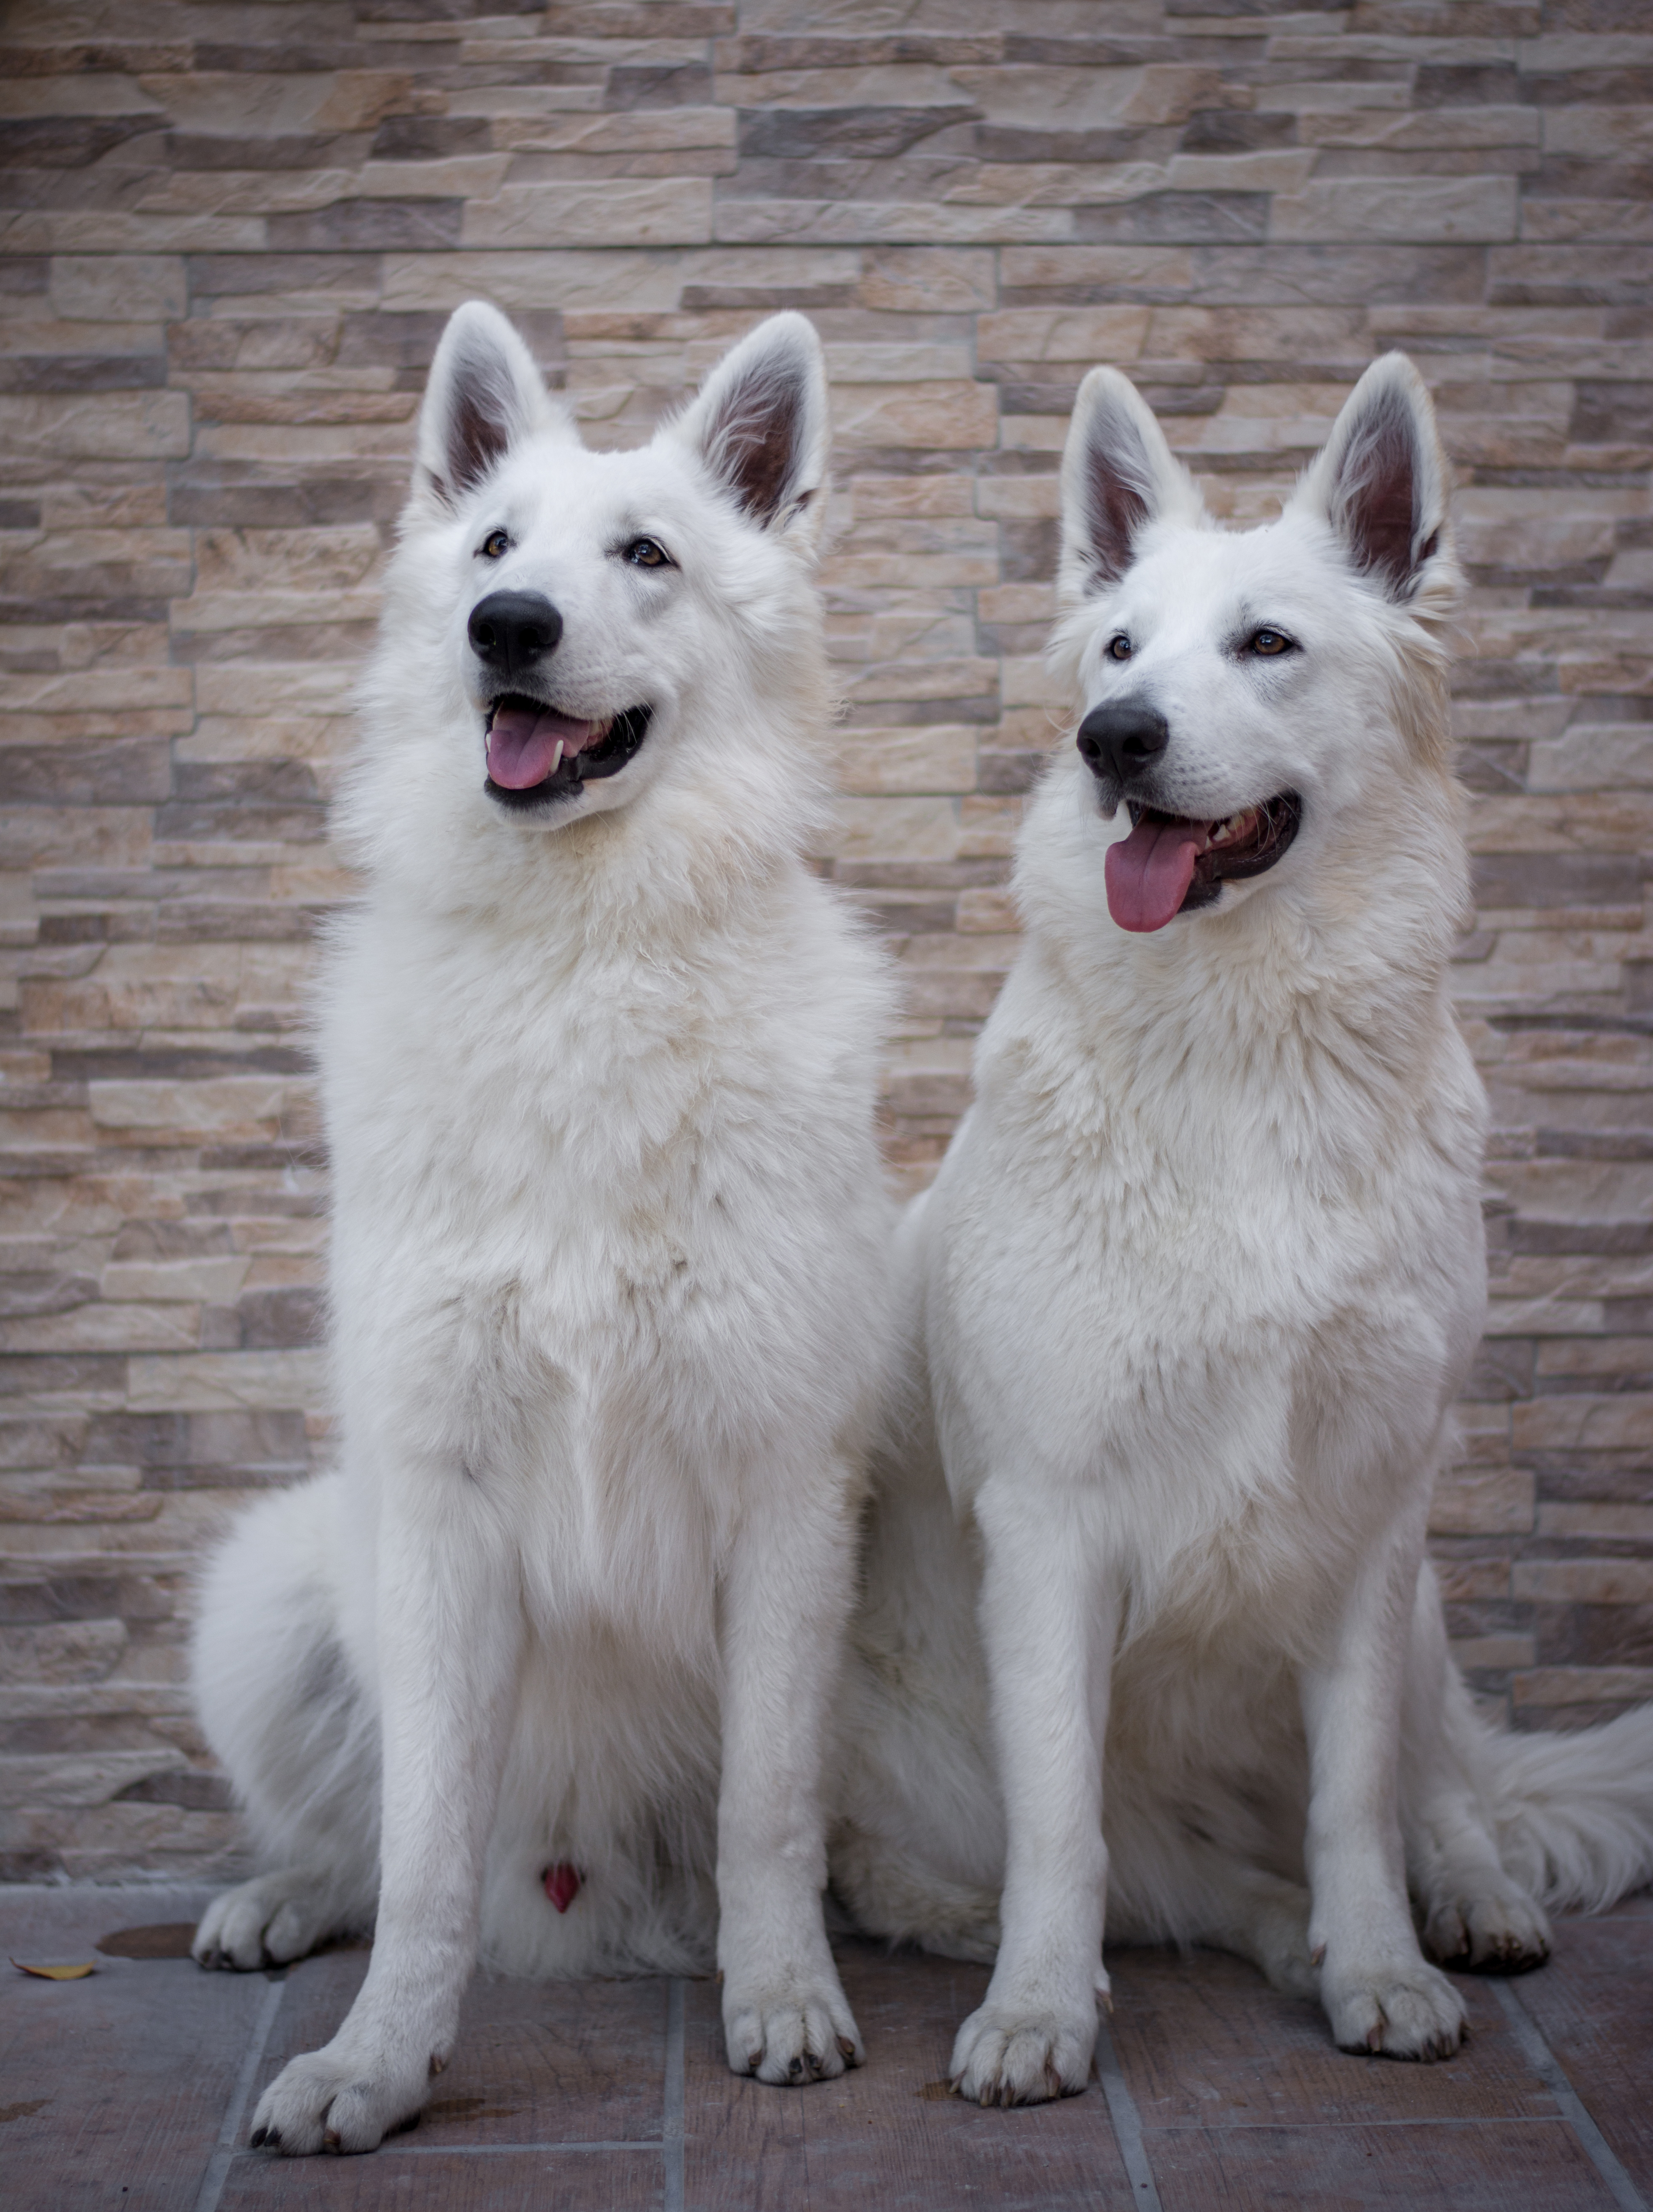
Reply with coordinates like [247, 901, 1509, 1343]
[832, 355, 1653, 2102]
[190, 304, 894, 2153]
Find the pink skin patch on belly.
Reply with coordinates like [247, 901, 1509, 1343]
[543, 1862, 582, 1913]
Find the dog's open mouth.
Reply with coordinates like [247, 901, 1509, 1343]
[483, 694, 652, 808]
[1106, 793, 1302, 933]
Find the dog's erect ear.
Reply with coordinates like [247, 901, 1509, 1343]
[669, 312, 829, 536]
[1292, 353, 1449, 601]
[1059, 367, 1203, 595]
[417, 301, 563, 507]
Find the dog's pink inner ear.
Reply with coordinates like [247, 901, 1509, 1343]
[702, 365, 805, 525]
[438, 363, 519, 501]
[1332, 393, 1426, 597]
[1080, 401, 1156, 585]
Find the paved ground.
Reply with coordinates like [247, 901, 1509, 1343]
[3, 1883, 1650, 2212]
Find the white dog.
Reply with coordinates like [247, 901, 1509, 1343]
[831, 356, 1653, 2102]
[190, 303, 895, 2153]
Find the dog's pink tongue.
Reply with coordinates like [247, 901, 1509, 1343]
[486, 703, 598, 790]
[1105, 815, 1201, 933]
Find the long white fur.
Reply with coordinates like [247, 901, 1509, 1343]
[831, 354, 1653, 2103]
[190, 303, 896, 2153]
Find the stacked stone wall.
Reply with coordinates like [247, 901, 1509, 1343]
[1, 0, 1650, 1878]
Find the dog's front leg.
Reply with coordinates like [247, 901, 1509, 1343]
[950, 1480, 1116, 2106]
[716, 1467, 863, 2085]
[249, 1479, 522, 2154]
[1300, 1506, 1467, 2061]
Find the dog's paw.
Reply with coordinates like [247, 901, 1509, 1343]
[724, 1975, 863, 2086]
[949, 1998, 1096, 2107]
[249, 2044, 428, 2156]
[193, 1870, 342, 1971]
[1422, 1880, 1551, 1976]
[1322, 1955, 1467, 2062]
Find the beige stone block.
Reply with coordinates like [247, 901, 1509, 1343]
[943, 163, 1169, 210]
[0, 1751, 189, 1810]
[840, 656, 997, 705]
[976, 308, 1151, 364]
[999, 247, 1195, 293]
[1447, 1634, 1536, 1671]
[87, 1077, 302, 1132]
[1468, 793, 1653, 856]
[0, 393, 190, 462]
[832, 381, 998, 451]
[959, 797, 1022, 859]
[0, 1305, 201, 1356]
[1537, 1500, 1653, 1543]
[1484, 1297, 1604, 1337]
[134, 169, 358, 219]
[193, 527, 385, 596]
[170, 588, 383, 634]
[1000, 417, 1068, 452]
[1255, 81, 1413, 113]
[463, 180, 714, 249]
[1518, 34, 1653, 69]
[0, 668, 193, 713]
[823, 342, 974, 383]
[714, 201, 1074, 247]
[1299, 107, 1538, 150]
[100, 1257, 251, 1305]
[126, 1350, 328, 1415]
[1167, 152, 1322, 194]
[1144, 307, 1366, 362]
[1455, 488, 1636, 570]
[491, 109, 736, 155]
[712, 64, 968, 109]
[1527, 727, 1653, 794]
[1513, 1666, 1653, 1709]
[1427, 1464, 1534, 1537]
[849, 477, 975, 521]
[835, 727, 976, 797]
[825, 797, 960, 864]
[858, 249, 996, 313]
[979, 584, 1058, 625]
[975, 478, 1061, 521]
[1000, 656, 1064, 709]
[821, 546, 998, 591]
[953, 64, 1233, 132]
[2, 213, 267, 254]
[1271, 177, 1517, 244]
[138, 68, 427, 137]
[48, 256, 186, 323]
[1511, 1395, 1653, 1455]
[957, 886, 1022, 934]
[1512, 1556, 1653, 1606]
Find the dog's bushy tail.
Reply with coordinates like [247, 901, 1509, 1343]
[1487, 1704, 1653, 1912]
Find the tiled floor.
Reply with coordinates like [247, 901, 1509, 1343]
[3, 1885, 1650, 2212]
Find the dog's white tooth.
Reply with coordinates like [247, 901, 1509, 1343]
[550, 740, 564, 770]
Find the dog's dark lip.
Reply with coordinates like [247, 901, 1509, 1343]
[1126, 791, 1303, 914]
[482, 693, 653, 810]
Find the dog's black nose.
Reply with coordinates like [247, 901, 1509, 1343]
[468, 591, 563, 678]
[1076, 701, 1170, 784]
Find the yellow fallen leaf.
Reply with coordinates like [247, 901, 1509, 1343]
[11, 1959, 96, 1980]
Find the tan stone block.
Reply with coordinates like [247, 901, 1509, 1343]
[823, 342, 974, 383]
[1000, 417, 1068, 452]
[825, 797, 960, 863]
[1467, 793, 1653, 856]
[977, 308, 1151, 364]
[979, 584, 1057, 625]
[959, 796, 1021, 859]
[1448, 1634, 1537, 1671]
[1511, 1395, 1653, 1455]
[87, 1077, 303, 1132]
[138, 68, 428, 137]
[943, 163, 1168, 210]
[48, 255, 186, 323]
[463, 180, 714, 249]
[133, 169, 358, 219]
[835, 727, 976, 797]
[1455, 488, 1637, 570]
[1000, 656, 1064, 708]
[1484, 1297, 1605, 1337]
[3, 213, 267, 254]
[100, 1257, 251, 1305]
[974, 477, 1061, 522]
[0, 669, 192, 714]
[192, 527, 385, 596]
[1144, 307, 1366, 363]
[193, 665, 353, 715]
[953, 64, 1235, 132]
[1256, 80, 1412, 114]
[1427, 1464, 1535, 1536]
[1271, 177, 1517, 245]
[1167, 151, 1322, 194]
[170, 588, 384, 634]
[0, 393, 191, 462]
[491, 109, 736, 155]
[0, 1751, 190, 1810]
[834, 376, 1000, 450]
[956, 885, 1022, 934]
[858, 249, 996, 313]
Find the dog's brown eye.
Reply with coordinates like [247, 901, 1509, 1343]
[480, 530, 510, 559]
[626, 538, 671, 569]
[1250, 628, 1292, 656]
[1107, 634, 1131, 661]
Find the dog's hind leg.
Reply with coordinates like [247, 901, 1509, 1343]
[1398, 1561, 1551, 1974]
[192, 1474, 380, 1970]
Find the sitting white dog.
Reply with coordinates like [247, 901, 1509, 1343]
[832, 354, 1653, 2101]
[191, 303, 894, 2153]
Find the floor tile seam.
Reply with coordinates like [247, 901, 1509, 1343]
[226, 2140, 667, 2157]
[1493, 1979, 1649, 2212]
[1095, 2014, 1165, 2212]
[1137, 2112, 1591, 2132]
[664, 1975, 687, 2212]
[192, 1972, 288, 2212]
